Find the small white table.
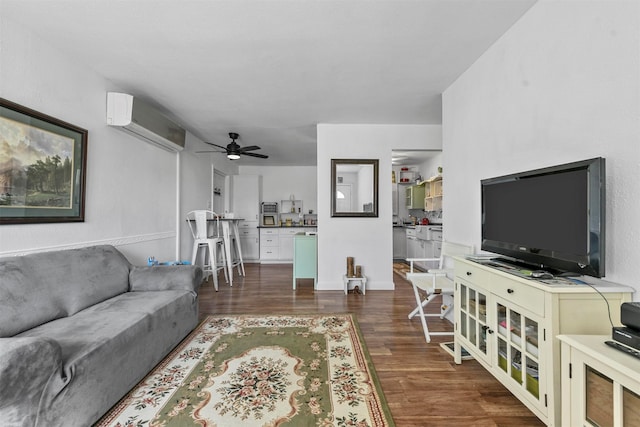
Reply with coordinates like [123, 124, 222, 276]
[343, 275, 366, 295]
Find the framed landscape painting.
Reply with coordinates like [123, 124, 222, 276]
[0, 98, 87, 224]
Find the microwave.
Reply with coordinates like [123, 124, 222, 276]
[261, 202, 278, 214]
[261, 213, 279, 227]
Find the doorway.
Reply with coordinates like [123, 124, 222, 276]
[336, 184, 353, 212]
[213, 169, 225, 214]
[391, 149, 442, 224]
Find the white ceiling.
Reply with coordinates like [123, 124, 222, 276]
[1, 0, 536, 166]
[392, 150, 441, 166]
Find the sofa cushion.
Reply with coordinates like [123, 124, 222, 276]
[0, 245, 131, 337]
[16, 289, 198, 426]
[129, 265, 202, 293]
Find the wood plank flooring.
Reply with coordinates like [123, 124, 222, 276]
[198, 263, 545, 426]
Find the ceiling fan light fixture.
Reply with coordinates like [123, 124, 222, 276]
[201, 132, 267, 160]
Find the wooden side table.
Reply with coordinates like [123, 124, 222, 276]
[343, 275, 367, 295]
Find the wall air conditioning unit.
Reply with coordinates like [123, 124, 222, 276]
[106, 92, 186, 152]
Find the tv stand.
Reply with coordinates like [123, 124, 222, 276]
[475, 257, 566, 279]
[556, 271, 581, 278]
[453, 257, 633, 426]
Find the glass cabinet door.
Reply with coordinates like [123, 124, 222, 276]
[585, 366, 613, 427]
[495, 299, 541, 405]
[457, 281, 489, 362]
[583, 366, 640, 427]
[623, 387, 640, 426]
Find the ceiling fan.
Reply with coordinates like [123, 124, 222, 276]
[200, 132, 268, 160]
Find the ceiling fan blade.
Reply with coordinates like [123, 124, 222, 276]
[203, 141, 228, 150]
[239, 145, 261, 152]
[195, 150, 224, 153]
[243, 152, 269, 159]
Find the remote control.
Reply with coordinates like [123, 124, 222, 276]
[605, 340, 640, 360]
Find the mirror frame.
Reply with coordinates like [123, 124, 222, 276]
[331, 158, 379, 218]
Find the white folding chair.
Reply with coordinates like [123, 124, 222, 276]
[406, 241, 473, 343]
[186, 210, 228, 291]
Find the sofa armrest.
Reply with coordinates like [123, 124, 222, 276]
[129, 265, 204, 294]
[0, 337, 62, 426]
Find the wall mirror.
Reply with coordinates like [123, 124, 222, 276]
[331, 159, 379, 217]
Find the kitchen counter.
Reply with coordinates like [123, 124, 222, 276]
[393, 223, 443, 228]
[259, 225, 318, 229]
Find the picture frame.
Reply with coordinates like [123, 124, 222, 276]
[0, 98, 88, 224]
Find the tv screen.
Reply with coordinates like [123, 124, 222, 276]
[481, 157, 605, 278]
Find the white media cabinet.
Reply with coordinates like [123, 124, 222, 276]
[453, 257, 633, 426]
[558, 334, 640, 426]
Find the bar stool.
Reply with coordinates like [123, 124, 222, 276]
[229, 221, 245, 277]
[187, 210, 227, 291]
[219, 219, 245, 286]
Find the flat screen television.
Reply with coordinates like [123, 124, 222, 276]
[481, 157, 605, 278]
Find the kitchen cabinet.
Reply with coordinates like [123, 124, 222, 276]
[433, 241, 442, 258]
[231, 175, 262, 221]
[260, 227, 317, 263]
[408, 238, 433, 271]
[559, 334, 640, 427]
[405, 225, 441, 269]
[259, 228, 279, 261]
[406, 228, 419, 260]
[454, 257, 633, 426]
[415, 225, 430, 240]
[393, 227, 406, 260]
[278, 228, 299, 260]
[405, 185, 425, 209]
[237, 220, 259, 261]
[424, 175, 443, 212]
[431, 228, 443, 258]
[418, 240, 433, 267]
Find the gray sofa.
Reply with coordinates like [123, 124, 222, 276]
[0, 245, 203, 427]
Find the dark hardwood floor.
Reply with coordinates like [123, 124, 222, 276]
[198, 263, 545, 427]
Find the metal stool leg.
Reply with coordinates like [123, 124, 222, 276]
[231, 222, 245, 276]
[206, 241, 219, 292]
[216, 240, 229, 284]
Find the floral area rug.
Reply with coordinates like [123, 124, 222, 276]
[96, 314, 394, 427]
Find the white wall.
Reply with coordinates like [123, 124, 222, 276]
[317, 124, 442, 290]
[418, 154, 443, 183]
[443, 0, 639, 291]
[240, 165, 318, 214]
[0, 16, 222, 264]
